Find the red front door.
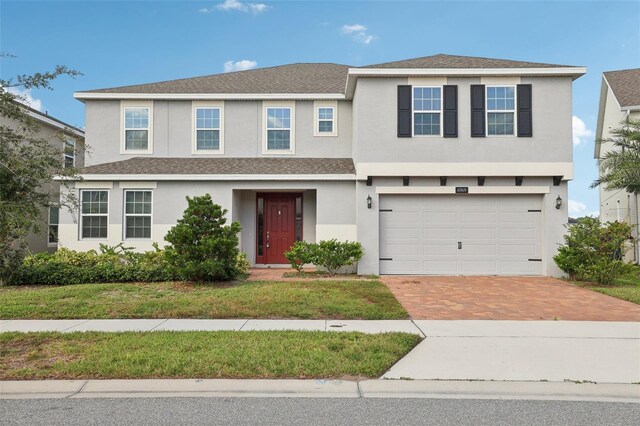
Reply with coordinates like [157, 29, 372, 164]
[264, 194, 297, 264]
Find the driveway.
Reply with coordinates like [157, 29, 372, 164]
[382, 276, 640, 321]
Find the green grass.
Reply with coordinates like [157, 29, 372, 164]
[574, 266, 640, 304]
[0, 280, 408, 320]
[0, 331, 421, 380]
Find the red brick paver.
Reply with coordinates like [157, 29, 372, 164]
[382, 276, 640, 321]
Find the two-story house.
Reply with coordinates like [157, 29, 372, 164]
[594, 68, 640, 264]
[60, 54, 585, 276]
[1, 103, 85, 253]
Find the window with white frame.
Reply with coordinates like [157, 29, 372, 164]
[48, 206, 59, 244]
[195, 107, 221, 151]
[64, 139, 75, 168]
[80, 190, 108, 239]
[124, 107, 150, 150]
[413, 87, 442, 136]
[486, 86, 515, 135]
[266, 107, 291, 150]
[317, 107, 334, 133]
[124, 190, 152, 239]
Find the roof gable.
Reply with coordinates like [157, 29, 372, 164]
[604, 68, 640, 109]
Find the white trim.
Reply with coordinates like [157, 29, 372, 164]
[79, 189, 109, 241]
[120, 101, 153, 155]
[123, 189, 153, 240]
[480, 76, 522, 85]
[412, 86, 443, 137]
[192, 101, 225, 155]
[348, 67, 587, 77]
[621, 105, 640, 111]
[375, 186, 551, 195]
[24, 109, 85, 137]
[356, 162, 574, 180]
[263, 101, 295, 155]
[315, 224, 357, 242]
[119, 181, 158, 189]
[486, 85, 517, 137]
[72, 174, 356, 182]
[75, 181, 113, 189]
[313, 101, 338, 137]
[76, 92, 346, 101]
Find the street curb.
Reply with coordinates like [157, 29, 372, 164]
[1, 379, 638, 402]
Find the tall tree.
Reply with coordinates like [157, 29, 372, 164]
[592, 120, 640, 194]
[0, 60, 82, 283]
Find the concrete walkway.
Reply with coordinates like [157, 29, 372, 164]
[1, 379, 638, 403]
[384, 320, 640, 383]
[0, 319, 424, 335]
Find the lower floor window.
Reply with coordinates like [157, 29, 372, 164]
[81, 190, 108, 239]
[125, 190, 152, 239]
[48, 206, 59, 244]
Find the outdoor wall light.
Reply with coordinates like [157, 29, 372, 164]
[367, 195, 372, 209]
[555, 195, 563, 209]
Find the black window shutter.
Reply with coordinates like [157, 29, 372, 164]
[470, 85, 485, 137]
[397, 85, 412, 138]
[443, 85, 458, 138]
[517, 84, 533, 137]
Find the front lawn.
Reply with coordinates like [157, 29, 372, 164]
[574, 266, 640, 304]
[0, 331, 420, 380]
[0, 280, 408, 320]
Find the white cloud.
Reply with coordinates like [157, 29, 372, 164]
[212, 0, 269, 14]
[568, 199, 587, 216]
[572, 115, 593, 146]
[341, 23, 376, 45]
[5, 87, 43, 111]
[223, 59, 257, 73]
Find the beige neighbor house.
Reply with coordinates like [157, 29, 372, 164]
[594, 68, 640, 264]
[0, 103, 85, 253]
[61, 54, 586, 276]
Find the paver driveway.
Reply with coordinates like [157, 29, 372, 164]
[382, 276, 640, 321]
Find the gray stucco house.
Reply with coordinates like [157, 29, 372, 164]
[60, 54, 585, 276]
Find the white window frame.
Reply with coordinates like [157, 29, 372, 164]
[313, 101, 338, 137]
[192, 101, 225, 154]
[123, 190, 153, 240]
[486, 85, 517, 137]
[63, 138, 75, 168]
[263, 101, 295, 155]
[79, 190, 109, 240]
[412, 86, 443, 137]
[120, 101, 153, 154]
[48, 205, 60, 246]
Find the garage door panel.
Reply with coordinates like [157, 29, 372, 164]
[379, 194, 543, 276]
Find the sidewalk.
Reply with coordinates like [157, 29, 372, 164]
[0, 319, 424, 335]
[1, 379, 638, 403]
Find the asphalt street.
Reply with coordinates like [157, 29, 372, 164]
[2, 397, 639, 426]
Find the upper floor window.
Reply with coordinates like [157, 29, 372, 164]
[486, 86, 515, 136]
[80, 190, 108, 239]
[413, 87, 441, 136]
[195, 107, 221, 151]
[123, 105, 152, 152]
[314, 101, 338, 137]
[319, 108, 333, 132]
[266, 107, 292, 151]
[64, 139, 75, 168]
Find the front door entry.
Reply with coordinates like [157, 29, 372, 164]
[263, 194, 298, 264]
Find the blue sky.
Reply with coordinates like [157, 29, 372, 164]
[2, 0, 639, 215]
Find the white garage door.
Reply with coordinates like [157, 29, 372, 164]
[379, 195, 543, 275]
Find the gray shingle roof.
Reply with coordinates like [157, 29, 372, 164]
[604, 68, 640, 108]
[79, 63, 350, 95]
[362, 54, 574, 69]
[81, 157, 355, 175]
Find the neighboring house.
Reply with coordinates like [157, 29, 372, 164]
[1, 103, 85, 253]
[60, 54, 585, 276]
[594, 68, 640, 264]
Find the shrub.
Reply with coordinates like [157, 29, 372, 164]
[236, 252, 251, 275]
[314, 240, 364, 274]
[164, 194, 241, 282]
[554, 217, 634, 284]
[284, 241, 317, 272]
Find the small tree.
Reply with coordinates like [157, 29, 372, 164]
[0, 59, 82, 284]
[164, 194, 241, 282]
[554, 217, 633, 284]
[591, 119, 640, 194]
